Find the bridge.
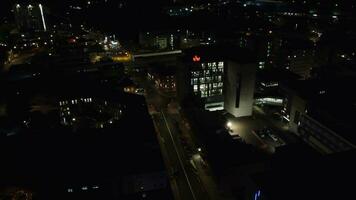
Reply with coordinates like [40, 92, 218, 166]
[131, 50, 183, 66]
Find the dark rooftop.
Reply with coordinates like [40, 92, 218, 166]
[182, 45, 257, 64]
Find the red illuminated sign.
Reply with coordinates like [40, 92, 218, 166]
[192, 55, 201, 62]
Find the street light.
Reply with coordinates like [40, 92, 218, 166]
[197, 148, 201, 152]
[227, 121, 232, 129]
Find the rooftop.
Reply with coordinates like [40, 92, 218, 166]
[0, 73, 166, 198]
[182, 44, 257, 64]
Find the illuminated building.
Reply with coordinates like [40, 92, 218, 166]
[178, 46, 257, 116]
[178, 48, 225, 111]
[13, 3, 48, 32]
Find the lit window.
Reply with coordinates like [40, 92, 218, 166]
[67, 188, 73, 193]
[218, 62, 224, 67]
[194, 78, 198, 84]
[200, 84, 206, 90]
[200, 77, 205, 83]
[194, 85, 198, 92]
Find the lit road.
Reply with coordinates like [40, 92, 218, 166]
[152, 110, 208, 200]
[128, 64, 213, 200]
[3, 52, 37, 71]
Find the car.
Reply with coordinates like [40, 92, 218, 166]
[269, 133, 279, 142]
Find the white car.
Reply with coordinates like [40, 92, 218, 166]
[269, 133, 279, 142]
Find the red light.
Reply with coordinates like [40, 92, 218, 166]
[68, 38, 76, 43]
[193, 55, 201, 62]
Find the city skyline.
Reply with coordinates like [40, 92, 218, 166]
[0, 1, 355, 200]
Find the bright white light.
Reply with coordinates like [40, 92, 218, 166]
[227, 121, 232, 128]
[39, 4, 47, 31]
[81, 186, 88, 190]
[16, 4, 20, 9]
[197, 148, 201, 152]
[72, 118, 76, 121]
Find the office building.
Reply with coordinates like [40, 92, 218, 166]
[178, 45, 256, 117]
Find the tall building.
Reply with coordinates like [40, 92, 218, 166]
[178, 45, 257, 117]
[14, 3, 47, 32]
[224, 60, 256, 118]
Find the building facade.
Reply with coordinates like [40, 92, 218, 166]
[224, 61, 256, 117]
[178, 46, 256, 117]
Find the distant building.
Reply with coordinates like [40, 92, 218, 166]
[147, 64, 177, 95]
[282, 39, 317, 79]
[13, 3, 48, 32]
[178, 45, 257, 117]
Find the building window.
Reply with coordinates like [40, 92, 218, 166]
[201, 90, 208, 98]
[200, 84, 206, 90]
[194, 85, 198, 92]
[192, 71, 199, 77]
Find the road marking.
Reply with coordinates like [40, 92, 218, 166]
[161, 111, 197, 200]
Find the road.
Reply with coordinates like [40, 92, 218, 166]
[127, 67, 210, 200]
[153, 111, 208, 200]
